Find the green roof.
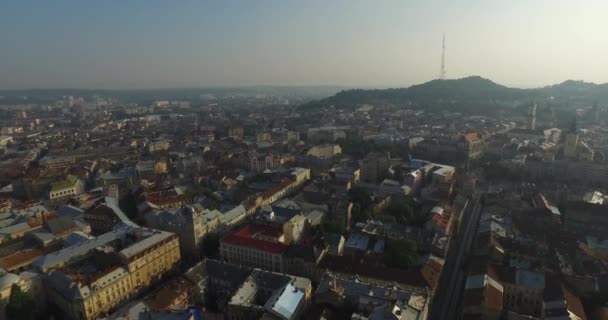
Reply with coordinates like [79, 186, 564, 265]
[51, 175, 79, 192]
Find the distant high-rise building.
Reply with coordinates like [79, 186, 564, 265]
[592, 101, 600, 123]
[529, 104, 537, 130]
[563, 132, 579, 159]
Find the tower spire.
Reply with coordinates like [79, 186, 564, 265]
[440, 33, 446, 80]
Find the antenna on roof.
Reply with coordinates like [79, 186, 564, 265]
[439, 33, 446, 80]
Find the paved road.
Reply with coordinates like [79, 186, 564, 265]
[430, 194, 483, 320]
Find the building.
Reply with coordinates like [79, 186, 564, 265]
[564, 133, 579, 159]
[49, 175, 85, 200]
[307, 126, 348, 143]
[284, 243, 327, 281]
[106, 301, 195, 320]
[83, 197, 138, 235]
[41, 156, 76, 169]
[220, 224, 289, 272]
[144, 204, 223, 260]
[0, 136, 12, 148]
[563, 201, 608, 238]
[227, 269, 312, 320]
[541, 279, 587, 320]
[306, 144, 342, 159]
[228, 126, 244, 140]
[185, 259, 252, 309]
[315, 272, 429, 320]
[40, 225, 181, 320]
[359, 153, 390, 183]
[463, 268, 504, 320]
[250, 152, 281, 172]
[246, 168, 311, 213]
[135, 160, 156, 179]
[256, 132, 272, 143]
[96, 168, 137, 196]
[143, 277, 193, 312]
[149, 140, 170, 152]
[330, 167, 360, 184]
[137, 186, 192, 213]
[458, 132, 484, 161]
[564, 132, 595, 161]
[529, 104, 537, 130]
[0, 273, 22, 320]
[503, 269, 545, 317]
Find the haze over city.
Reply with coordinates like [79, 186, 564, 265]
[3, 2, 608, 320]
[1, 0, 607, 89]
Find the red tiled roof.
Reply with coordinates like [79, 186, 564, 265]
[562, 284, 587, 320]
[0, 248, 45, 271]
[463, 132, 481, 142]
[144, 277, 193, 311]
[464, 285, 503, 311]
[222, 224, 288, 254]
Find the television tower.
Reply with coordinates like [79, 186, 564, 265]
[439, 33, 446, 80]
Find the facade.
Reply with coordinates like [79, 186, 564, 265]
[249, 152, 281, 172]
[307, 144, 342, 159]
[463, 272, 504, 320]
[220, 224, 289, 272]
[148, 140, 170, 152]
[49, 175, 85, 200]
[564, 133, 579, 159]
[256, 132, 272, 143]
[307, 126, 348, 143]
[503, 270, 545, 317]
[228, 126, 244, 139]
[0, 136, 12, 147]
[359, 153, 390, 183]
[564, 133, 595, 161]
[563, 201, 608, 238]
[42, 227, 180, 320]
[458, 132, 484, 161]
[144, 204, 222, 260]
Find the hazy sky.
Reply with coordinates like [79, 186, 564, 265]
[0, 0, 607, 89]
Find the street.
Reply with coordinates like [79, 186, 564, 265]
[430, 194, 483, 320]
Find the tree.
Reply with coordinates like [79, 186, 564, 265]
[383, 202, 414, 224]
[6, 284, 35, 320]
[383, 239, 417, 269]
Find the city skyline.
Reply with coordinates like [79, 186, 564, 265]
[1, 0, 607, 89]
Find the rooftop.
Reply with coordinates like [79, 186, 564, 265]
[265, 283, 305, 320]
[344, 233, 370, 251]
[515, 270, 545, 289]
[144, 277, 193, 311]
[34, 226, 127, 270]
[222, 224, 288, 254]
[119, 228, 174, 259]
[51, 174, 79, 192]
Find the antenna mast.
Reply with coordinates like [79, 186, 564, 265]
[440, 33, 446, 80]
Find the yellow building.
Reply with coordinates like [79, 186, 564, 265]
[154, 160, 168, 174]
[0, 273, 20, 320]
[121, 230, 181, 289]
[42, 227, 181, 320]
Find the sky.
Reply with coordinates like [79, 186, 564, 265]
[0, 0, 607, 89]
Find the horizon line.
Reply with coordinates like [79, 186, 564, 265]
[0, 76, 605, 92]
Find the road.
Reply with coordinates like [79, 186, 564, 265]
[430, 193, 483, 320]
